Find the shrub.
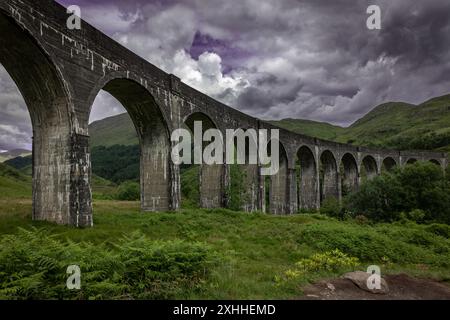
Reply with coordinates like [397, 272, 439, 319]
[285, 249, 359, 279]
[346, 162, 450, 224]
[354, 215, 369, 225]
[180, 165, 200, 208]
[116, 181, 140, 201]
[320, 197, 341, 219]
[0, 228, 217, 299]
[346, 173, 404, 222]
[425, 223, 450, 239]
[407, 209, 426, 223]
[296, 221, 450, 266]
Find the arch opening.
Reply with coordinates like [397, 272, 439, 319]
[406, 158, 418, 165]
[89, 78, 172, 212]
[361, 155, 378, 181]
[382, 157, 397, 172]
[429, 159, 441, 166]
[296, 146, 318, 211]
[340, 153, 358, 196]
[320, 150, 339, 203]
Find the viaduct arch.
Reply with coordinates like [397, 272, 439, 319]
[0, 0, 447, 226]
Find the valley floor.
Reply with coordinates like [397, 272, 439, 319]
[0, 198, 449, 299]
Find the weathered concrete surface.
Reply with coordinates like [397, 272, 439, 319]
[297, 145, 319, 211]
[0, 0, 447, 226]
[199, 164, 224, 208]
[320, 150, 340, 202]
[341, 153, 359, 195]
[268, 145, 289, 214]
[241, 164, 260, 212]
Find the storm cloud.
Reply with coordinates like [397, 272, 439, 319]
[1, 0, 449, 150]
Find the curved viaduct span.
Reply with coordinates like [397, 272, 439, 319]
[0, 0, 447, 226]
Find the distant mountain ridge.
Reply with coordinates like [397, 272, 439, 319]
[0, 149, 31, 163]
[87, 93, 450, 153]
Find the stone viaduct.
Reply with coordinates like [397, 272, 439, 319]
[0, 0, 447, 226]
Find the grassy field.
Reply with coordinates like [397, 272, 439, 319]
[1, 162, 449, 299]
[1, 198, 449, 299]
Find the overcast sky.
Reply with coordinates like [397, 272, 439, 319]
[1, 0, 449, 151]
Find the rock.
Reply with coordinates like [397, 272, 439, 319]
[343, 271, 389, 294]
[326, 283, 336, 291]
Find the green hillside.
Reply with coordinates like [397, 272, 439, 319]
[336, 102, 415, 146]
[0, 163, 31, 198]
[336, 95, 450, 151]
[89, 113, 138, 147]
[272, 94, 450, 152]
[88, 94, 450, 153]
[267, 118, 344, 141]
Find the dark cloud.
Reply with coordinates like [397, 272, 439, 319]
[0, 66, 32, 151]
[1, 0, 449, 150]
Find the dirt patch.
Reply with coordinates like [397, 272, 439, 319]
[300, 274, 450, 300]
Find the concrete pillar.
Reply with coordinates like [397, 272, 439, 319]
[269, 159, 288, 214]
[223, 164, 231, 208]
[299, 167, 319, 210]
[321, 151, 339, 202]
[33, 131, 92, 227]
[241, 164, 259, 212]
[199, 164, 223, 208]
[140, 134, 171, 212]
[315, 157, 321, 211]
[322, 170, 340, 201]
[337, 171, 343, 204]
[260, 168, 267, 213]
[298, 146, 319, 211]
[170, 162, 181, 211]
[0, 12, 93, 226]
[287, 168, 298, 214]
[341, 154, 359, 195]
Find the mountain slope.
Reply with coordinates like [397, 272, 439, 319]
[86, 93, 450, 152]
[267, 118, 344, 141]
[272, 94, 450, 152]
[89, 113, 138, 147]
[335, 102, 416, 146]
[338, 95, 450, 151]
[0, 163, 31, 198]
[0, 149, 31, 163]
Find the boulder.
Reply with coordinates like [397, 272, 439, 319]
[343, 271, 389, 294]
